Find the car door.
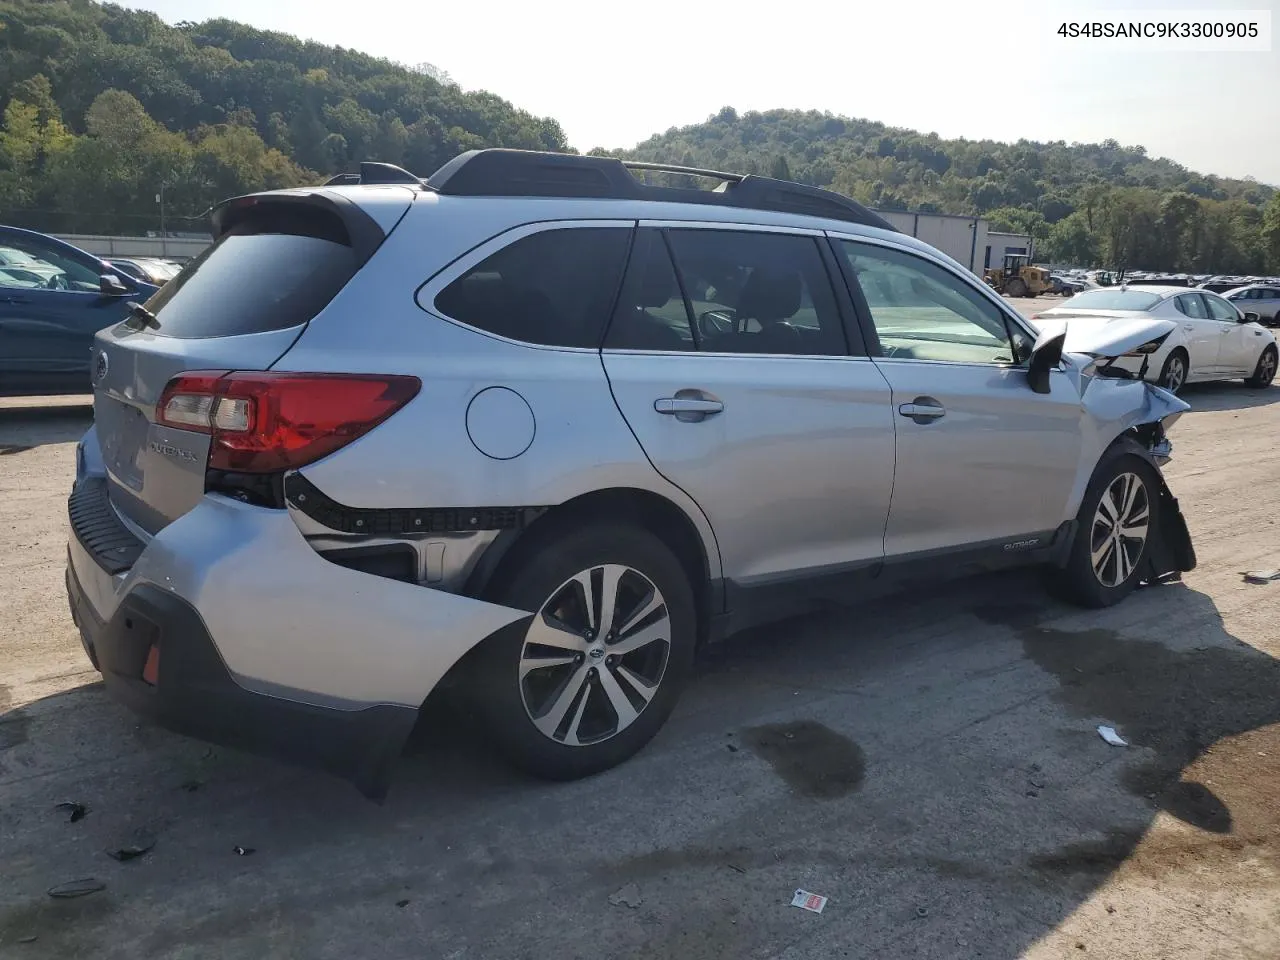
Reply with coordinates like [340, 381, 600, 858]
[1171, 292, 1221, 375]
[1258, 287, 1280, 323]
[0, 232, 135, 390]
[601, 224, 896, 589]
[1203, 291, 1255, 374]
[830, 235, 1084, 559]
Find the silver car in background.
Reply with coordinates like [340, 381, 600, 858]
[1224, 283, 1280, 326]
[66, 152, 1196, 798]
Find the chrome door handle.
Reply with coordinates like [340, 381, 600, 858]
[898, 399, 946, 423]
[655, 397, 723, 416]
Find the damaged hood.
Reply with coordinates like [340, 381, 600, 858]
[1035, 315, 1176, 359]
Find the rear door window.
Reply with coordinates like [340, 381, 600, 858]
[434, 227, 631, 348]
[142, 208, 361, 339]
[1175, 294, 1209, 319]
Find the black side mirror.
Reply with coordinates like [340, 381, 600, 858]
[99, 273, 129, 296]
[1027, 328, 1066, 394]
[1242, 311, 1260, 323]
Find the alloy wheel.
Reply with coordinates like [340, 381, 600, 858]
[518, 564, 671, 746]
[1090, 472, 1150, 588]
[1259, 349, 1277, 386]
[1165, 356, 1186, 393]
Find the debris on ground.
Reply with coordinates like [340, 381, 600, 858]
[727, 863, 747, 874]
[608, 883, 643, 909]
[726, 743, 739, 753]
[396, 899, 410, 908]
[55, 801, 87, 823]
[1242, 569, 1280, 584]
[915, 905, 929, 918]
[106, 836, 155, 862]
[233, 845, 256, 856]
[1097, 725, 1128, 747]
[47, 878, 105, 898]
[17, 935, 37, 944]
[179, 780, 203, 792]
[791, 889, 827, 913]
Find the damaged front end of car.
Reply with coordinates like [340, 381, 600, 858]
[1029, 317, 1197, 583]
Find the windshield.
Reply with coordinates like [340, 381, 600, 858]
[1063, 289, 1161, 311]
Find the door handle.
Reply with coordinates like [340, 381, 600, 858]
[898, 398, 946, 424]
[655, 397, 724, 416]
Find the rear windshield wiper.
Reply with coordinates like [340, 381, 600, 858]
[127, 302, 160, 329]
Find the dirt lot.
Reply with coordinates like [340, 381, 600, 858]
[3, 354, 1279, 958]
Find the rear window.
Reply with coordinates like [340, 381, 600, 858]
[143, 210, 360, 339]
[1064, 290, 1161, 311]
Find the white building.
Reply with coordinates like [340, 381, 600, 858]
[870, 211, 1033, 278]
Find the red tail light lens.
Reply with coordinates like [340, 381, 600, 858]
[157, 372, 421, 473]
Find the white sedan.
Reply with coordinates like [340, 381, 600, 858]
[1033, 285, 1278, 393]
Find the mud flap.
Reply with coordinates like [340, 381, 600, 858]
[1140, 478, 1197, 586]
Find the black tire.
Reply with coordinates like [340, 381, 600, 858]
[1051, 453, 1161, 609]
[472, 523, 697, 780]
[1244, 345, 1277, 389]
[1157, 349, 1189, 394]
[1006, 277, 1028, 298]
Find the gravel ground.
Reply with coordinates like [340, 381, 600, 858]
[2, 360, 1279, 959]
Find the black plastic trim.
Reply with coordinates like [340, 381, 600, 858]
[284, 472, 549, 536]
[66, 564, 418, 801]
[425, 149, 899, 232]
[68, 478, 144, 575]
[209, 191, 386, 264]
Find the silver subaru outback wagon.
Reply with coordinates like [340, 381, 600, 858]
[66, 150, 1195, 799]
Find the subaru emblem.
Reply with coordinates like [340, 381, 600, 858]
[94, 351, 109, 382]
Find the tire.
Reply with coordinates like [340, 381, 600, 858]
[1006, 277, 1028, 297]
[472, 523, 697, 780]
[1157, 349, 1188, 394]
[1244, 345, 1277, 389]
[1051, 453, 1161, 609]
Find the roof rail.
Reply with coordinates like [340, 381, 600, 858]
[322, 162, 424, 187]
[423, 149, 899, 232]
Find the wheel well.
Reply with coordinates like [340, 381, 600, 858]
[466, 488, 715, 640]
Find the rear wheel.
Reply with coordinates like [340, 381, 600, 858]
[1006, 277, 1028, 297]
[473, 524, 697, 780]
[1052, 453, 1159, 609]
[1245, 345, 1277, 388]
[1158, 349, 1188, 394]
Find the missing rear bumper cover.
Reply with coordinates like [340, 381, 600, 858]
[283, 472, 548, 536]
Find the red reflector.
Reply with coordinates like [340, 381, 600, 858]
[142, 645, 160, 685]
[156, 372, 421, 473]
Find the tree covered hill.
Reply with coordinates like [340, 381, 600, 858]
[610, 108, 1280, 273]
[1, 1, 1278, 272]
[0, 0, 566, 233]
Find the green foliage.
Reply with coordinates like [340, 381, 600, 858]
[620, 107, 1278, 272]
[0, 0, 567, 233]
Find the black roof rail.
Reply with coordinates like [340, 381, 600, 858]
[423, 149, 899, 232]
[322, 162, 424, 187]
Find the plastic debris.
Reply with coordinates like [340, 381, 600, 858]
[233, 845, 256, 856]
[726, 744, 739, 753]
[791, 889, 827, 913]
[727, 863, 747, 875]
[17, 935, 37, 944]
[915, 905, 929, 918]
[47, 879, 105, 899]
[1097, 725, 1128, 747]
[106, 837, 155, 862]
[1243, 570, 1280, 585]
[608, 884, 643, 909]
[396, 899, 410, 908]
[55, 802, 87, 823]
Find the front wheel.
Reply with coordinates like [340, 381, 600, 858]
[1006, 277, 1028, 298]
[1051, 454, 1160, 609]
[1245, 345, 1277, 388]
[473, 524, 697, 780]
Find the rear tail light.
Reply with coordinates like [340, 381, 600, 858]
[157, 372, 420, 473]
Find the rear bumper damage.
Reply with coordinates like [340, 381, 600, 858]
[65, 473, 532, 799]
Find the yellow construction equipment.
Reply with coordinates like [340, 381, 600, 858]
[983, 253, 1052, 298]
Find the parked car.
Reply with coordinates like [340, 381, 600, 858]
[1035, 286, 1277, 393]
[66, 152, 1196, 799]
[1223, 284, 1280, 326]
[0, 226, 158, 396]
[107, 257, 180, 286]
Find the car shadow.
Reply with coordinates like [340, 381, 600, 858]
[1179, 380, 1280, 410]
[1, 568, 1274, 959]
[0, 399, 93, 453]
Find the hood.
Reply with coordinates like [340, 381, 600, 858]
[1036, 315, 1176, 359]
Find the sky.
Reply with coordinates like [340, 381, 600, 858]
[128, 0, 1280, 185]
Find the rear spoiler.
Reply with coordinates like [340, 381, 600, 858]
[209, 191, 386, 263]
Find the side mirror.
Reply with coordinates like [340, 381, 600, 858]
[99, 273, 129, 296]
[1027, 328, 1066, 394]
[1243, 311, 1260, 323]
